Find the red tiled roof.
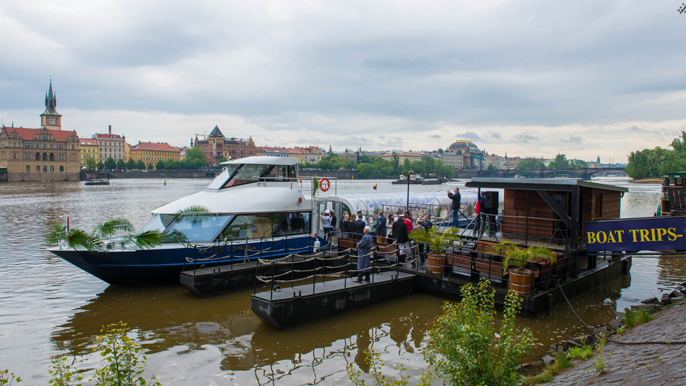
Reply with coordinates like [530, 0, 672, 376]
[2, 127, 77, 142]
[96, 133, 123, 139]
[79, 138, 97, 146]
[131, 142, 180, 152]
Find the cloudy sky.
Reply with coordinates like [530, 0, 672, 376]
[1, 1, 685, 162]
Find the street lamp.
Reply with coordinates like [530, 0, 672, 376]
[401, 169, 415, 212]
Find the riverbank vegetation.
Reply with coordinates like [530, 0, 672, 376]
[2, 322, 160, 386]
[626, 131, 686, 179]
[303, 152, 455, 179]
[347, 279, 534, 385]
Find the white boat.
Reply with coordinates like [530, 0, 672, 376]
[50, 156, 324, 283]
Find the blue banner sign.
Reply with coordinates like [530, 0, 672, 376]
[585, 217, 686, 252]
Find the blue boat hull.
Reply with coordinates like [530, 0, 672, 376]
[50, 235, 326, 284]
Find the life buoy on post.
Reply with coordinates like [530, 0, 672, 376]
[320, 178, 331, 192]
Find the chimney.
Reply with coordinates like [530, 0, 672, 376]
[108, 125, 112, 135]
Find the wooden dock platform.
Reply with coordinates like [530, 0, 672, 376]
[251, 271, 415, 329]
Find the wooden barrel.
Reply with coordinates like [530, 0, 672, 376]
[508, 269, 533, 296]
[427, 253, 446, 274]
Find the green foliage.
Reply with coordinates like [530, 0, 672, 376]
[517, 157, 547, 170]
[305, 152, 454, 179]
[48, 355, 83, 386]
[126, 158, 136, 170]
[93, 218, 134, 238]
[626, 132, 686, 179]
[593, 340, 606, 374]
[487, 164, 497, 170]
[155, 160, 165, 170]
[91, 322, 160, 386]
[312, 176, 319, 197]
[0, 369, 21, 385]
[172, 205, 211, 223]
[424, 279, 534, 386]
[162, 229, 188, 244]
[86, 158, 97, 170]
[624, 308, 653, 328]
[136, 160, 145, 170]
[567, 344, 593, 360]
[680, 3, 686, 13]
[347, 350, 411, 386]
[46, 225, 104, 251]
[492, 242, 556, 274]
[409, 226, 461, 255]
[146, 163, 153, 170]
[123, 230, 165, 250]
[523, 352, 572, 384]
[116, 159, 126, 170]
[104, 157, 116, 170]
[185, 147, 206, 163]
[97, 161, 104, 170]
[547, 154, 570, 170]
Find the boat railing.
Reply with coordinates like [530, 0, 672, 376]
[252, 241, 414, 300]
[181, 233, 317, 274]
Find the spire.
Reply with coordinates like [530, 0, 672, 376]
[41, 79, 61, 116]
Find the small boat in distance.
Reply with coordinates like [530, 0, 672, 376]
[84, 178, 110, 185]
[50, 156, 326, 284]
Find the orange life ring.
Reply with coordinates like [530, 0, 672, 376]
[320, 178, 330, 192]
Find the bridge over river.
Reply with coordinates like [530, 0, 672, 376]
[455, 167, 626, 180]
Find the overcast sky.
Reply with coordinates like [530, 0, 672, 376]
[1, 1, 685, 162]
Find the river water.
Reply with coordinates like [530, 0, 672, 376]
[1, 177, 684, 385]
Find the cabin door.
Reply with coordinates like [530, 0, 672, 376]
[315, 200, 342, 238]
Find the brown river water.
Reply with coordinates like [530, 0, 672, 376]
[1, 177, 684, 385]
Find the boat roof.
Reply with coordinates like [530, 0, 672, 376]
[466, 177, 628, 193]
[220, 156, 299, 166]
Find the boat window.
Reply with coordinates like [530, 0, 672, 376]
[219, 212, 311, 241]
[166, 215, 234, 243]
[206, 164, 242, 190]
[140, 214, 175, 232]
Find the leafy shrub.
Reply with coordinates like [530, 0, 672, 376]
[424, 279, 534, 386]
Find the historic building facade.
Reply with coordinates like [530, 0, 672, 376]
[0, 81, 81, 181]
[194, 126, 256, 166]
[94, 125, 126, 162]
[129, 142, 181, 169]
[79, 138, 98, 168]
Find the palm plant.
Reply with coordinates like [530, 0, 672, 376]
[93, 218, 134, 238]
[46, 223, 104, 251]
[172, 205, 210, 223]
[122, 230, 166, 250]
[492, 241, 556, 274]
[409, 226, 462, 255]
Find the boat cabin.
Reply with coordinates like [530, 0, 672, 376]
[659, 171, 686, 216]
[141, 156, 313, 245]
[465, 178, 627, 277]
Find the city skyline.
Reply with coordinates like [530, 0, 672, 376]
[1, 1, 685, 162]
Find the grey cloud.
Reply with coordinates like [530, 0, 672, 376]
[512, 134, 539, 143]
[561, 136, 583, 144]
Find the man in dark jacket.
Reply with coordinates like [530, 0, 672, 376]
[374, 211, 387, 244]
[392, 214, 409, 263]
[448, 187, 461, 226]
[352, 214, 366, 241]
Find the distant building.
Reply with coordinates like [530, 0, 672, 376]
[129, 142, 181, 169]
[380, 152, 427, 164]
[446, 139, 485, 170]
[287, 146, 324, 164]
[0, 80, 81, 181]
[255, 146, 291, 158]
[79, 138, 98, 167]
[93, 125, 126, 162]
[194, 125, 256, 166]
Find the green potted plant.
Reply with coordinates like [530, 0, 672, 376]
[409, 226, 461, 274]
[492, 241, 556, 296]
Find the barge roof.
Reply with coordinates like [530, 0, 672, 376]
[466, 177, 628, 193]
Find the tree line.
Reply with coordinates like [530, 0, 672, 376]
[302, 152, 456, 179]
[86, 147, 207, 171]
[626, 131, 686, 179]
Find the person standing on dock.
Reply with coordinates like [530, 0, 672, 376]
[374, 211, 387, 244]
[355, 226, 373, 282]
[322, 209, 334, 243]
[448, 187, 461, 226]
[353, 213, 366, 240]
[392, 213, 409, 263]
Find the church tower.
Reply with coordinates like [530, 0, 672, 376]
[40, 80, 62, 130]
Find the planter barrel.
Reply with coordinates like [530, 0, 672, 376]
[508, 268, 533, 296]
[427, 253, 446, 275]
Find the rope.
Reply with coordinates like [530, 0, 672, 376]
[556, 279, 686, 345]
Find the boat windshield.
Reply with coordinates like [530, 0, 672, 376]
[218, 212, 311, 241]
[206, 163, 296, 190]
[140, 214, 176, 233]
[166, 215, 235, 243]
